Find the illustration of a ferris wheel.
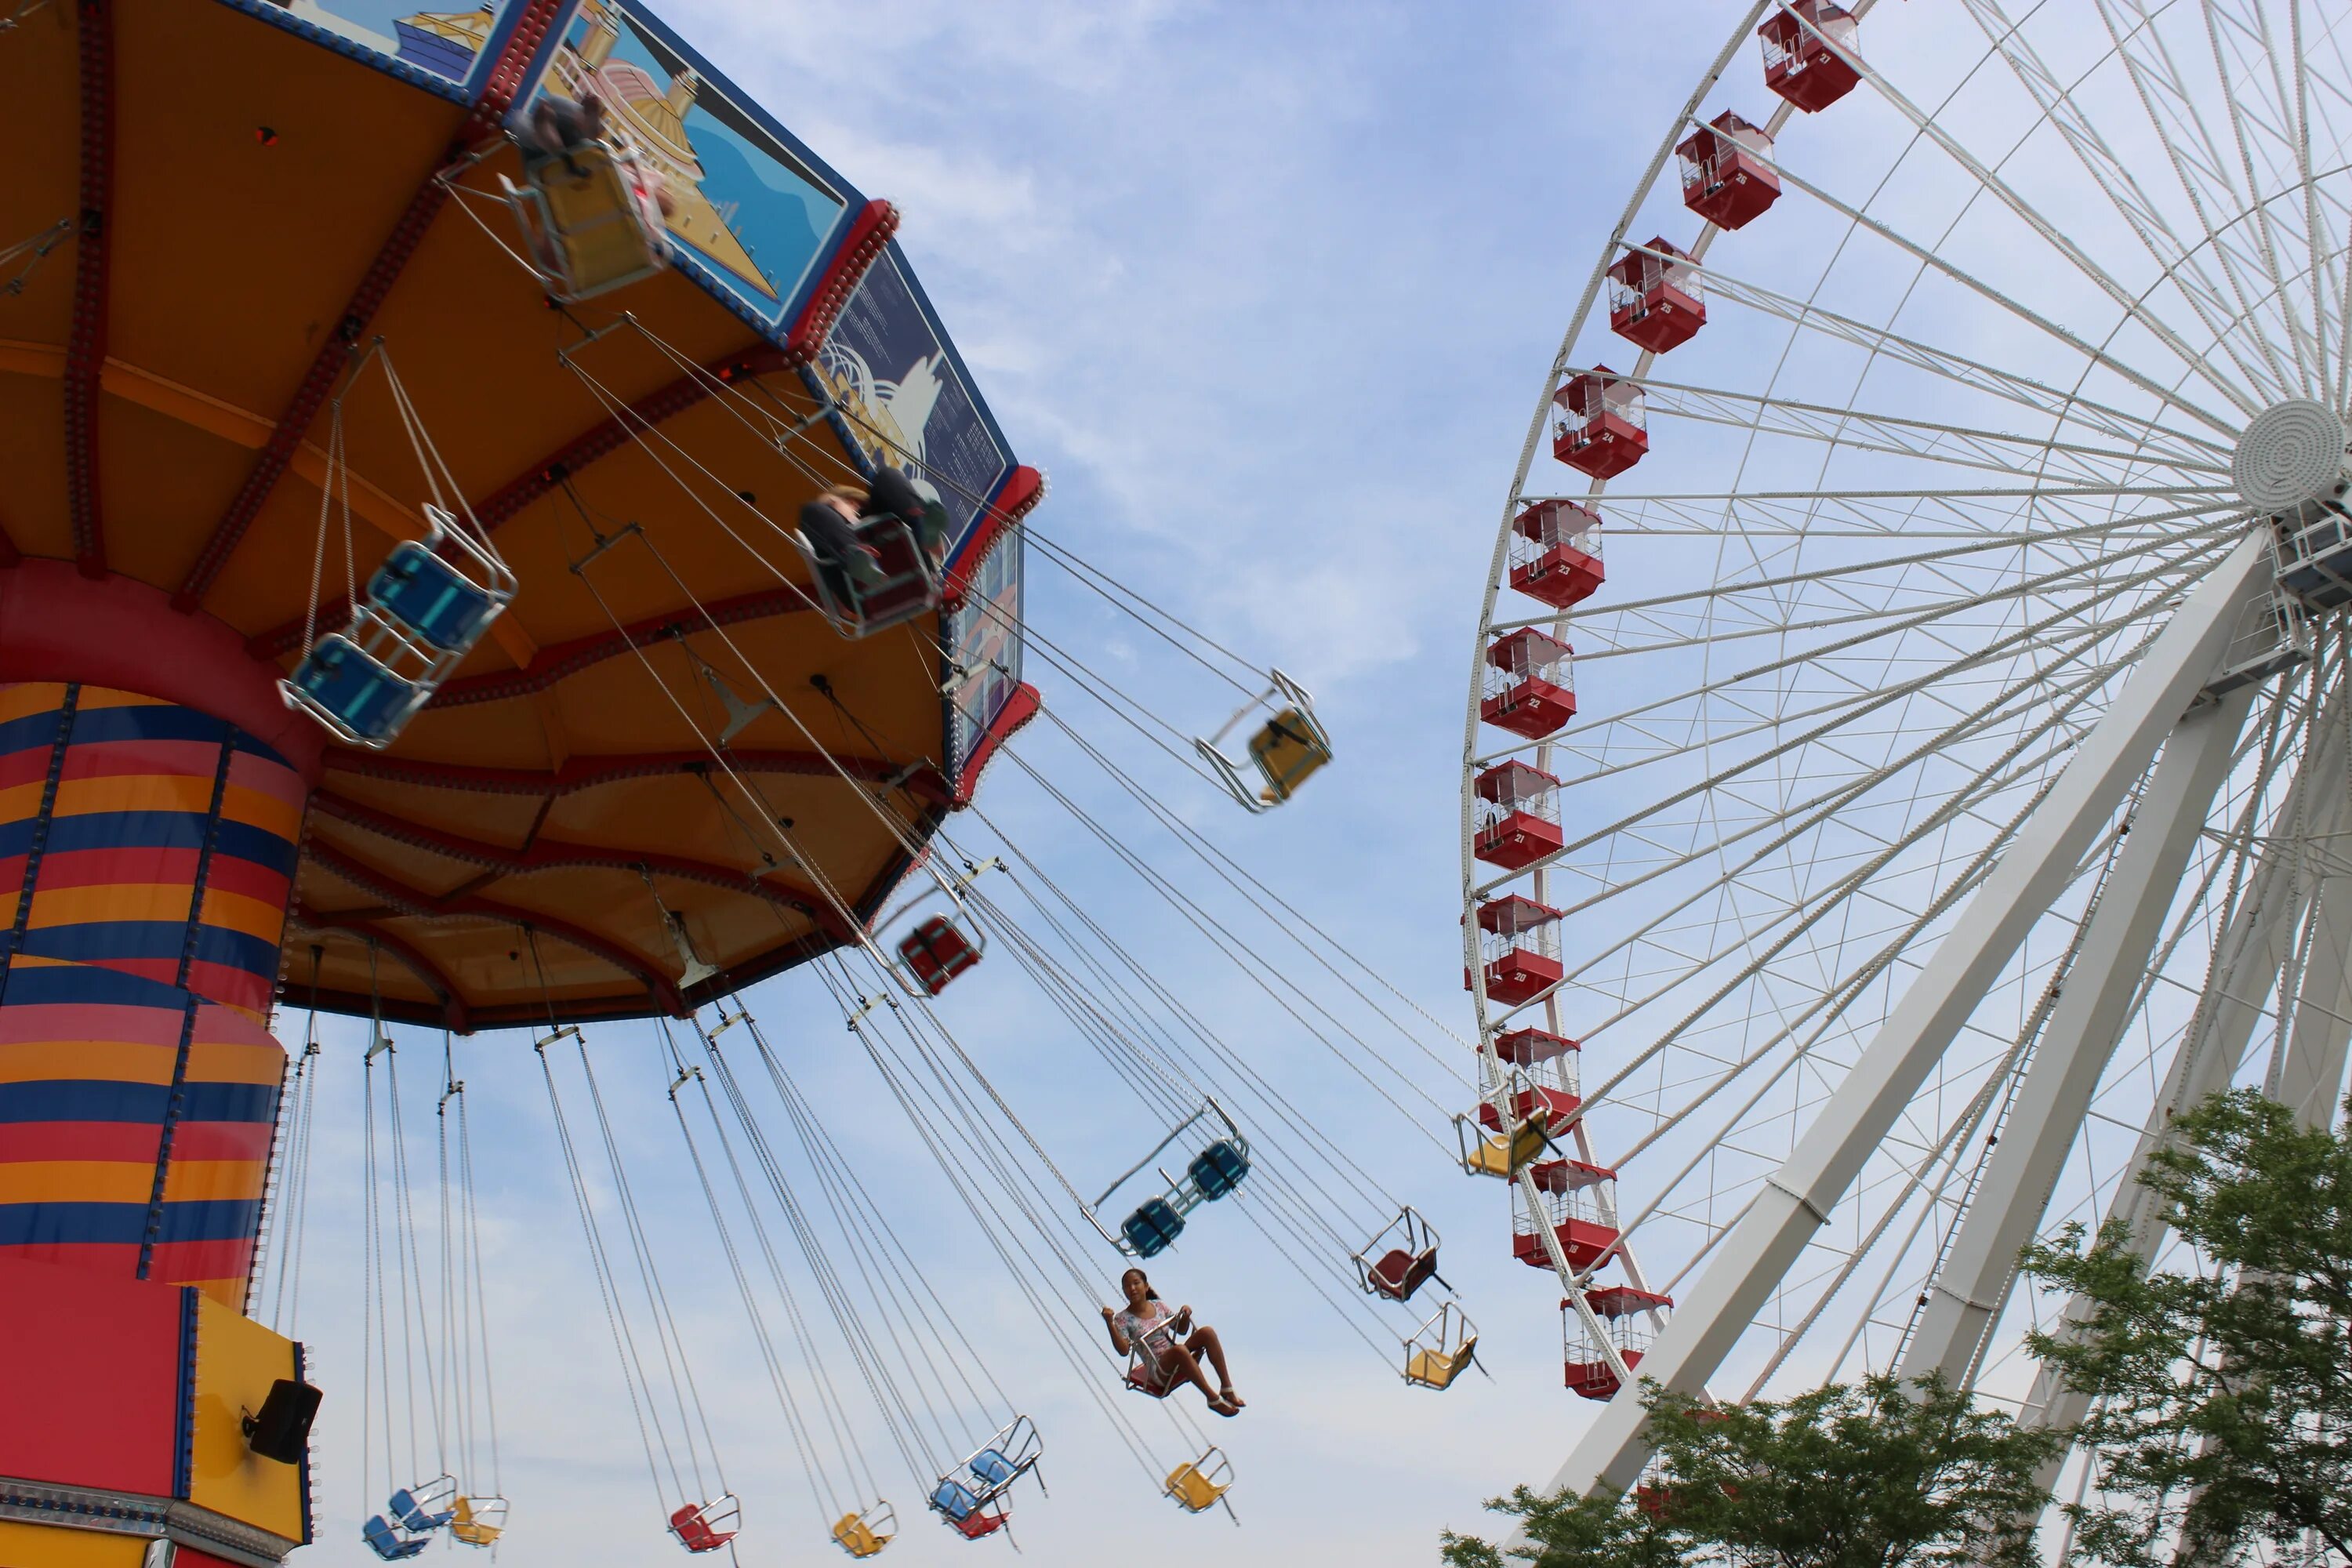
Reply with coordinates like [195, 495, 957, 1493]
[1460, 0, 2352, 1512]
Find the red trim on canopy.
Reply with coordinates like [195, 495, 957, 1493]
[953, 681, 1040, 806]
[786, 198, 900, 362]
[944, 466, 1045, 611]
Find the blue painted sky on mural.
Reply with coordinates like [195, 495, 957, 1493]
[282, 5, 1771, 1566]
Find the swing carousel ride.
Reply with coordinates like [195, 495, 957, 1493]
[0, 2, 1465, 1564]
[1465, 0, 2352, 1543]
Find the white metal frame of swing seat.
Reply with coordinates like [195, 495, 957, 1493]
[1119, 1311, 1193, 1397]
[830, 1499, 897, 1559]
[497, 139, 670, 304]
[1194, 668, 1334, 812]
[1082, 1099, 1252, 1258]
[1450, 1092, 1553, 1181]
[1163, 1446, 1238, 1523]
[280, 502, 519, 749]
[366, 1473, 457, 1555]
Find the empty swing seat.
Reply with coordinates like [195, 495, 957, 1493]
[286, 634, 425, 746]
[390, 1482, 456, 1533]
[369, 542, 500, 652]
[1247, 707, 1331, 804]
[1121, 1196, 1185, 1257]
[832, 1511, 891, 1559]
[898, 914, 980, 995]
[1164, 1451, 1234, 1516]
[1404, 1336, 1478, 1391]
[970, 1449, 1018, 1489]
[1187, 1138, 1250, 1200]
[1366, 1246, 1439, 1303]
[364, 1517, 430, 1561]
[669, 1499, 739, 1553]
[1461, 1116, 1549, 1179]
[451, 1494, 506, 1547]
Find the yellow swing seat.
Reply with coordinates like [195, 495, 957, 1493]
[1405, 1334, 1479, 1391]
[1163, 1449, 1236, 1519]
[450, 1495, 505, 1547]
[1461, 1114, 1548, 1179]
[831, 1508, 894, 1558]
[505, 142, 668, 303]
[1247, 706, 1332, 804]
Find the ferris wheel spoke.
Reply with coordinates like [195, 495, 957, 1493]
[1650, 247, 2234, 463]
[1813, 23, 2270, 420]
[1503, 528, 2222, 795]
[1715, 118, 2245, 438]
[2286, 2, 2352, 410]
[1629, 374, 2229, 488]
[2201, 0, 2327, 392]
[1569, 514, 2238, 666]
[1962, 0, 2298, 404]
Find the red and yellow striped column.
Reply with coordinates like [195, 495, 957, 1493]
[0, 680, 308, 1305]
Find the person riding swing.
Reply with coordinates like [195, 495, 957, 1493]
[1100, 1266, 1245, 1417]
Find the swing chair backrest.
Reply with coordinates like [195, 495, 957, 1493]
[451, 1494, 506, 1547]
[1165, 1450, 1235, 1514]
[1455, 1109, 1549, 1179]
[832, 1504, 895, 1558]
[1246, 705, 1332, 804]
[510, 141, 669, 303]
[1185, 1137, 1250, 1201]
[390, 1477, 457, 1531]
[1367, 1245, 1439, 1302]
[669, 1497, 740, 1552]
[1403, 1301, 1479, 1390]
[896, 913, 981, 995]
[283, 631, 427, 748]
[367, 531, 503, 655]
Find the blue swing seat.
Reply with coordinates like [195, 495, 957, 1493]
[390, 1486, 456, 1533]
[1121, 1197, 1185, 1257]
[365, 1516, 429, 1560]
[368, 541, 501, 653]
[287, 634, 424, 746]
[1188, 1139, 1250, 1201]
[930, 1479, 979, 1521]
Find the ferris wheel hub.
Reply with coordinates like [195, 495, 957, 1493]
[2234, 398, 2351, 513]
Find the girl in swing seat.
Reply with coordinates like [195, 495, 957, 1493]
[1101, 1266, 1245, 1416]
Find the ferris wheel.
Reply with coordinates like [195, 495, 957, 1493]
[1460, 0, 2352, 1511]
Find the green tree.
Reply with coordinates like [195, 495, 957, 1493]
[2021, 1088, 2352, 1563]
[1440, 1373, 2063, 1568]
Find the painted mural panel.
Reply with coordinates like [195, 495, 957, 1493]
[946, 531, 1024, 782]
[518, 0, 848, 326]
[243, 2, 520, 90]
[813, 248, 1014, 551]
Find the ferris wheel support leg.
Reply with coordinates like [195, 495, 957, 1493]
[1896, 681, 2256, 1390]
[1545, 531, 2272, 1500]
[2004, 718, 2343, 1507]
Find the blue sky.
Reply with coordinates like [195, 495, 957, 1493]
[278, 5, 1769, 1565]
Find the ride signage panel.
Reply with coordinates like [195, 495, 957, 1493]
[221, 0, 531, 97]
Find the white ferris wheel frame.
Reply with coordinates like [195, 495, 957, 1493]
[1458, 0, 2352, 1508]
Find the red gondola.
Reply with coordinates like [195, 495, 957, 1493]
[1563, 1287, 1672, 1400]
[1512, 1157, 1621, 1272]
[1760, 1, 1860, 114]
[1552, 367, 1648, 480]
[1474, 761, 1564, 872]
[1608, 238, 1705, 354]
[1468, 895, 1564, 1007]
[1480, 630, 1576, 739]
[1678, 111, 1780, 230]
[1478, 1027, 1581, 1131]
[1508, 499, 1605, 611]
